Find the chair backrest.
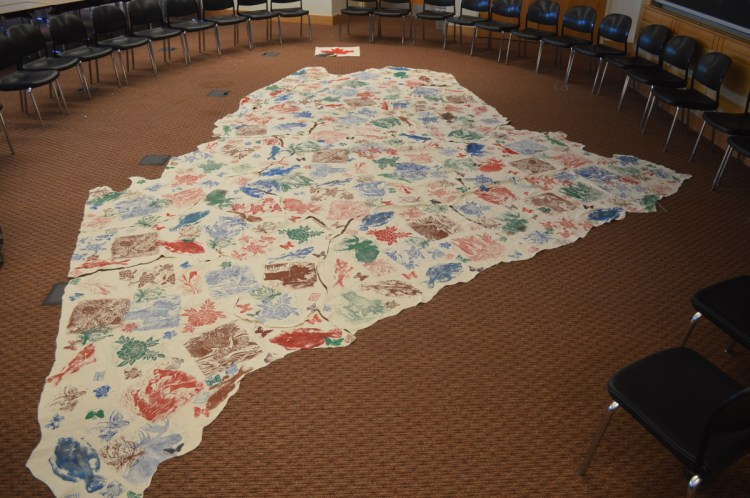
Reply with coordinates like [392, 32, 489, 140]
[490, 0, 522, 19]
[128, 0, 167, 28]
[695, 388, 750, 476]
[166, 0, 200, 19]
[635, 23, 671, 62]
[272, 0, 303, 6]
[7, 23, 48, 59]
[49, 13, 90, 47]
[560, 5, 596, 36]
[92, 4, 129, 37]
[0, 35, 19, 71]
[525, 0, 559, 28]
[661, 35, 697, 71]
[691, 52, 732, 94]
[238, 0, 271, 10]
[459, 0, 490, 17]
[203, 0, 236, 13]
[596, 13, 630, 45]
[423, 0, 454, 10]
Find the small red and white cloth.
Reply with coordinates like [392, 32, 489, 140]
[315, 46, 360, 57]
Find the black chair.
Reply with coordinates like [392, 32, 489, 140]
[340, 0, 377, 43]
[443, 0, 489, 50]
[579, 347, 750, 498]
[644, 52, 732, 152]
[690, 90, 750, 163]
[505, 0, 559, 65]
[470, 0, 521, 60]
[537, 5, 596, 74]
[373, 0, 411, 45]
[598, 23, 671, 96]
[681, 276, 750, 350]
[563, 13, 632, 93]
[238, 0, 282, 49]
[127, 0, 188, 65]
[412, 0, 453, 46]
[92, 4, 157, 84]
[166, 0, 221, 60]
[713, 135, 750, 191]
[617, 35, 697, 126]
[0, 102, 13, 155]
[0, 35, 63, 129]
[48, 12, 122, 90]
[203, 0, 247, 49]
[271, 0, 312, 42]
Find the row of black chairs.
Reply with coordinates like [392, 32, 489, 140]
[0, 0, 313, 154]
[579, 275, 750, 498]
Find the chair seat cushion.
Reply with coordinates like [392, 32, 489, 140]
[170, 20, 216, 31]
[374, 8, 410, 16]
[474, 20, 517, 32]
[574, 43, 624, 58]
[133, 27, 182, 40]
[205, 14, 246, 25]
[0, 69, 59, 91]
[240, 10, 278, 19]
[608, 347, 742, 475]
[542, 34, 589, 48]
[416, 10, 453, 20]
[23, 56, 79, 72]
[342, 6, 374, 15]
[447, 15, 483, 26]
[274, 8, 309, 16]
[511, 27, 554, 40]
[60, 45, 114, 61]
[703, 112, 750, 136]
[628, 67, 685, 87]
[97, 35, 150, 50]
[691, 275, 750, 348]
[652, 87, 718, 111]
[728, 136, 750, 157]
[606, 54, 657, 70]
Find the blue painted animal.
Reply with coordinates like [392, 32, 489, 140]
[426, 263, 463, 288]
[360, 211, 394, 231]
[169, 210, 210, 231]
[49, 437, 107, 492]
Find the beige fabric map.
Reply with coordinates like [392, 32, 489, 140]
[28, 67, 689, 497]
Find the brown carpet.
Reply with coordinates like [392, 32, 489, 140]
[2, 21, 749, 497]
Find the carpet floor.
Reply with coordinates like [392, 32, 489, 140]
[1, 21, 749, 497]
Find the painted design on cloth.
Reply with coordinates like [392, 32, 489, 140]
[29, 67, 689, 497]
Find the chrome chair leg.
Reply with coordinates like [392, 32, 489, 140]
[712, 144, 734, 190]
[591, 58, 604, 95]
[27, 88, 45, 129]
[595, 60, 609, 95]
[109, 53, 122, 87]
[680, 312, 702, 347]
[55, 80, 68, 115]
[617, 75, 630, 112]
[686, 475, 702, 498]
[0, 109, 14, 155]
[641, 89, 656, 131]
[470, 27, 477, 56]
[247, 20, 253, 50]
[535, 41, 544, 73]
[563, 49, 575, 89]
[75, 62, 91, 99]
[214, 26, 222, 56]
[497, 33, 504, 63]
[147, 41, 157, 75]
[505, 33, 513, 64]
[689, 121, 707, 162]
[308, 14, 312, 40]
[663, 106, 682, 152]
[579, 401, 619, 476]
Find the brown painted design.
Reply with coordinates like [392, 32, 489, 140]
[238, 125, 267, 136]
[118, 264, 175, 288]
[361, 280, 422, 297]
[67, 299, 131, 334]
[529, 192, 579, 212]
[511, 157, 555, 173]
[264, 262, 317, 288]
[312, 149, 349, 163]
[345, 98, 376, 107]
[409, 215, 457, 240]
[111, 233, 159, 259]
[445, 94, 474, 104]
[184, 323, 262, 377]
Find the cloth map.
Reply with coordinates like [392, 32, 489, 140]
[28, 67, 689, 497]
